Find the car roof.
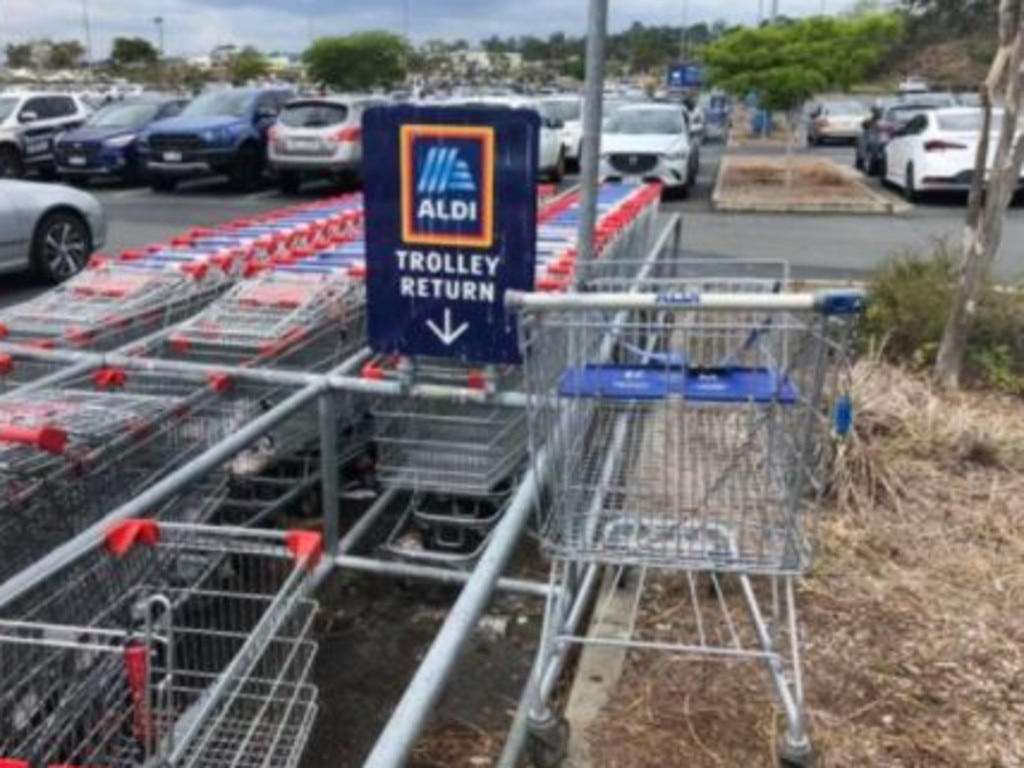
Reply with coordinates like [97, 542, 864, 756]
[0, 91, 81, 99]
[285, 94, 380, 106]
[615, 103, 682, 112]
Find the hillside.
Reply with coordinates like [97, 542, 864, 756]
[883, 37, 992, 90]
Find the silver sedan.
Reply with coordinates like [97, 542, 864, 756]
[0, 179, 106, 283]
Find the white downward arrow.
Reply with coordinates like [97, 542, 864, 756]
[426, 308, 470, 347]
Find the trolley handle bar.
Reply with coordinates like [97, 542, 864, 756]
[505, 288, 866, 316]
[0, 424, 68, 454]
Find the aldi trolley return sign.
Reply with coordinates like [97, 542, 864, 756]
[363, 105, 539, 364]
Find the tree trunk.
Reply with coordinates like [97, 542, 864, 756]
[934, 0, 1024, 389]
[784, 109, 797, 192]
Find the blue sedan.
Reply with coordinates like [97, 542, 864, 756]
[55, 98, 187, 186]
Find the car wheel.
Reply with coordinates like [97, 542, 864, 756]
[0, 145, 24, 178]
[150, 175, 178, 192]
[854, 150, 865, 172]
[32, 210, 92, 283]
[230, 143, 264, 193]
[123, 159, 146, 187]
[278, 170, 302, 194]
[904, 164, 919, 203]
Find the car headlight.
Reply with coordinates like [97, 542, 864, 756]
[662, 151, 687, 161]
[104, 133, 137, 148]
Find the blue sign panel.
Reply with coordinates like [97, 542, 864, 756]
[667, 63, 703, 89]
[363, 105, 539, 364]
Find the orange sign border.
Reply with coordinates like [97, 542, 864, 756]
[400, 124, 495, 249]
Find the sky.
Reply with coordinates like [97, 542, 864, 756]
[0, 0, 841, 59]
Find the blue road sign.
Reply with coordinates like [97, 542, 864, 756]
[363, 105, 539, 364]
[667, 63, 704, 90]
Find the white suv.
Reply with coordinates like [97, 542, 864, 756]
[599, 103, 699, 197]
[268, 95, 388, 193]
[0, 92, 92, 178]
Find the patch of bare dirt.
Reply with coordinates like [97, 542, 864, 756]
[720, 157, 877, 206]
[584, 362, 1024, 767]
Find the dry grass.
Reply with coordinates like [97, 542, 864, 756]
[585, 361, 1024, 767]
[718, 157, 879, 208]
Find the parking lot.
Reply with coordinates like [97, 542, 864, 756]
[6, 140, 1024, 311]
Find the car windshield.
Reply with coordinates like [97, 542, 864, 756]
[825, 101, 865, 116]
[542, 100, 581, 122]
[181, 91, 255, 118]
[904, 93, 957, 108]
[885, 105, 935, 124]
[280, 102, 349, 128]
[604, 109, 684, 135]
[87, 102, 162, 128]
[0, 97, 19, 122]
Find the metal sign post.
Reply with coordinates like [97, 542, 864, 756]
[362, 105, 539, 364]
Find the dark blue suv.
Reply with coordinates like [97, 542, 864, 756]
[139, 87, 293, 192]
[55, 98, 187, 186]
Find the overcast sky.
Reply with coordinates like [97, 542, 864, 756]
[0, 0, 842, 58]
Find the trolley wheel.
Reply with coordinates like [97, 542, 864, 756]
[528, 716, 570, 768]
[779, 740, 814, 768]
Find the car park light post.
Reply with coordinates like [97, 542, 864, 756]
[575, 0, 609, 281]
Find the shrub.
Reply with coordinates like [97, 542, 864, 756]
[861, 243, 1024, 394]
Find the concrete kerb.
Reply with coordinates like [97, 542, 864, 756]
[711, 155, 912, 215]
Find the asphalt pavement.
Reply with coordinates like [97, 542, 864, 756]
[2, 147, 1023, 309]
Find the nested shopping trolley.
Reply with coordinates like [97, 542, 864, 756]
[0, 520, 321, 768]
[507, 283, 864, 767]
[0, 367, 289, 584]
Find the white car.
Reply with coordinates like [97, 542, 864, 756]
[884, 108, 1021, 201]
[539, 96, 583, 169]
[0, 92, 92, 178]
[268, 94, 389, 193]
[447, 96, 566, 182]
[0, 179, 106, 282]
[599, 103, 698, 196]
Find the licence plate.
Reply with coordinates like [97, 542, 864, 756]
[67, 155, 87, 167]
[163, 151, 183, 162]
[287, 139, 319, 152]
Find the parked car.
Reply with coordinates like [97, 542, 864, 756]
[599, 103, 699, 197]
[856, 102, 941, 176]
[539, 96, 583, 170]
[139, 87, 294, 192]
[0, 92, 92, 179]
[883, 108, 1019, 201]
[54, 97, 188, 186]
[268, 95, 387, 194]
[808, 99, 870, 145]
[447, 96, 566, 182]
[0, 179, 106, 282]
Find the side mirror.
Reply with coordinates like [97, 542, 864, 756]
[19, 111, 38, 124]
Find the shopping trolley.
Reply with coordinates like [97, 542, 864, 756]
[0, 368, 278, 583]
[0, 352, 72, 394]
[0, 520, 321, 768]
[507, 285, 864, 766]
[0, 261, 228, 350]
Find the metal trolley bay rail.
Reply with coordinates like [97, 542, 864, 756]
[507, 286, 864, 767]
[0, 520, 322, 768]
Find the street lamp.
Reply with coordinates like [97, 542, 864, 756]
[153, 16, 164, 58]
[81, 0, 94, 66]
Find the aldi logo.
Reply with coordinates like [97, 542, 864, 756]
[401, 124, 495, 248]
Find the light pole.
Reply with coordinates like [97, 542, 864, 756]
[679, 0, 690, 60]
[152, 16, 164, 58]
[81, 0, 94, 67]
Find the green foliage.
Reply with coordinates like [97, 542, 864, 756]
[863, 244, 1024, 395]
[303, 32, 408, 91]
[48, 40, 86, 69]
[111, 37, 159, 68]
[5, 43, 32, 68]
[703, 14, 903, 114]
[226, 46, 270, 85]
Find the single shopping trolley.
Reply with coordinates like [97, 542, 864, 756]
[0, 520, 321, 768]
[507, 285, 864, 767]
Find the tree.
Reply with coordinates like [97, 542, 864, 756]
[5, 43, 32, 68]
[303, 32, 408, 91]
[935, 0, 1024, 387]
[111, 37, 159, 68]
[703, 14, 902, 186]
[48, 40, 86, 69]
[226, 46, 270, 85]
